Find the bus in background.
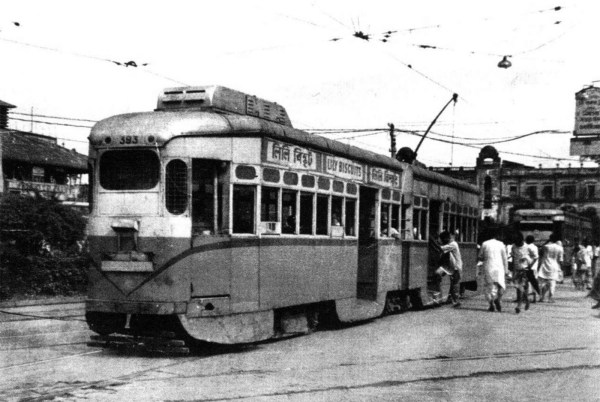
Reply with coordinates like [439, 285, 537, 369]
[513, 209, 592, 274]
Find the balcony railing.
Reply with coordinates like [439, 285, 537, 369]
[4, 179, 87, 201]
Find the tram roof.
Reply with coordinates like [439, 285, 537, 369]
[90, 109, 479, 194]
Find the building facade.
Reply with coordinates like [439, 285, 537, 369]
[0, 99, 88, 202]
[431, 145, 600, 225]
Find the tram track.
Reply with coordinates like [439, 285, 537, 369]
[8, 345, 596, 402]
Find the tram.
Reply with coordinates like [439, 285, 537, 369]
[513, 209, 592, 274]
[86, 86, 480, 348]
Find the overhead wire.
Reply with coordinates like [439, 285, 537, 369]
[9, 111, 98, 123]
[9, 116, 93, 129]
[0, 36, 187, 85]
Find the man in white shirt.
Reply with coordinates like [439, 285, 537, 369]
[437, 231, 463, 308]
[478, 227, 508, 312]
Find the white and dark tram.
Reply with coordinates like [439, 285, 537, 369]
[86, 86, 479, 349]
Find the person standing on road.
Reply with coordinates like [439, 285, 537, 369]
[478, 227, 508, 312]
[511, 232, 535, 314]
[525, 235, 540, 302]
[588, 269, 600, 309]
[435, 230, 463, 308]
[538, 232, 564, 303]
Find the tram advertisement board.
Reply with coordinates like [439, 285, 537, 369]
[265, 140, 316, 170]
[368, 167, 401, 188]
[574, 86, 600, 136]
[324, 155, 364, 182]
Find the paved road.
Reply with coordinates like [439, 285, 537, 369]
[0, 283, 599, 401]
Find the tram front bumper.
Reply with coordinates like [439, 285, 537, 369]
[86, 299, 188, 315]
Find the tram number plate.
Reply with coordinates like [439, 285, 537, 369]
[119, 135, 139, 145]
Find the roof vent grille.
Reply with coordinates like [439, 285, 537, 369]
[156, 86, 292, 127]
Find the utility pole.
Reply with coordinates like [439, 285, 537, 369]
[388, 123, 396, 158]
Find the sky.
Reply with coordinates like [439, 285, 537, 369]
[1, 0, 600, 168]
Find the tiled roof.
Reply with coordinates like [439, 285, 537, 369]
[1, 130, 87, 172]
[0, 100, 16, 108]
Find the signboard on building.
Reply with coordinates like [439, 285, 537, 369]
[574, 86, 600, 136]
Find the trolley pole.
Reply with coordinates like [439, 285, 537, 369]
[413, 93, 458, 161]
[388, 123, 396, 158]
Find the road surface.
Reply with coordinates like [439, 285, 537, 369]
[0, 283, 598, 401]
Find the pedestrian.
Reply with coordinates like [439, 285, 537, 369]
[525, 235, 540, 302]
[593, 243, 599, 278]
[588, 270, 600, 309]
[538, 232, 564, 303]
[435, 230, 463, 308]
[512, 232, 534, 314]
[478, 226, 508, 312]
[583, 239, 593, 290]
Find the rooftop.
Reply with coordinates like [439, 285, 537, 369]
[1, 129, 87, 172]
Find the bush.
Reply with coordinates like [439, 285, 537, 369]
[0, 194, 89, 300]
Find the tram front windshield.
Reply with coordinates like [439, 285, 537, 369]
[99, 150, 160, 190]
[519, 222, 553, 245]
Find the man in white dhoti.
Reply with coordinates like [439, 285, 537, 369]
[478, 228, 508, 312]
[538, 232, 564, 303]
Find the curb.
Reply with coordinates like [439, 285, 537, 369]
[0, 296, 85, 309]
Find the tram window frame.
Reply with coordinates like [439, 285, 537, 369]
[99, 149, 160, 191]
[316, 194, 329, 235]
[261, 186, 279, 223]
[412, 196, 429, 240]
[165, 159, 188, 215]
[192, 160, 229, 235]
[299, 191, 314, 235]
[331, 195, 344, 236]
[282, 189, 298, 234]
[232, 184, 256, 234]
[345, 198, 356, 236]
[380, 202, 391, 237]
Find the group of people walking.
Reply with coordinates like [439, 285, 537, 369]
[435, 227, 600, 313]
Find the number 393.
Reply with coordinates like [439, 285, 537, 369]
[119, 135, 138, 144]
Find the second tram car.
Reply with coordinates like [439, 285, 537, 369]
[86, 86, 480, 348]
[513, 209, 592, 274]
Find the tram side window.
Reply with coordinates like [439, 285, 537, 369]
[380, 203, 391, 236]
[261, 187, 279, 222]
[300, 192, 313, 235]
[392, 204, 400, 232]
[282, 190, 297, 234]
[345, 199, 356, 236]
[331, 196, 343, 226]
[316, 194, 329, 235]
[192, 160, 215, 233]
[166, 159, 188, 215]
[232, 185, 255, 234]
[413, 197, 428, 240]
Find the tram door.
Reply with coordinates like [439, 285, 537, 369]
[357, 187, 378, 300]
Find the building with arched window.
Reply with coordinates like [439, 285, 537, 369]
[430, 146, 600, 225]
